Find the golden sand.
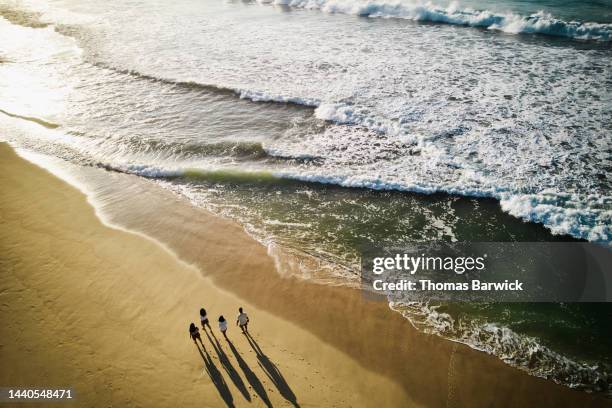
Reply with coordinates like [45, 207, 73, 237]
[0, 143, 408, 407]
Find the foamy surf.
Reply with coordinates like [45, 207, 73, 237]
[389, 301, 611, 394]
[73, 153, 612, 243]
[258, 0, 612, 41]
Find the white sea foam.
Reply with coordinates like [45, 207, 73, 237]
[259, 0, 612, 41]
[389, 301, 611, 393]
[238, 88, 320, 106]
[500, 193, 612, 243]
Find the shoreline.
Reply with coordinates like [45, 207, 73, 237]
[1, 142, 609, 407]
[0, 142, 408, 407]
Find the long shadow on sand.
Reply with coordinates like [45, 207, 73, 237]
[246, 333, 299, 407]
[205, 330, 251, 402]
[195, 341, 235, 408]
[226, 337, 273, 408]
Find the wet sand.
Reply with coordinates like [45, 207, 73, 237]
[0, 142, 608, 407]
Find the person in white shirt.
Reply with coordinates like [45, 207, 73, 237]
[200, 308, 210, 330]
[236, 307, 249, 334]
[218, 315, 228, 340]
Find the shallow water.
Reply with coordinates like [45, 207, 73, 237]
[0, 0, 610, 394]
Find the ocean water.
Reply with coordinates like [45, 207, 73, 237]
[0, 0, 610, 394]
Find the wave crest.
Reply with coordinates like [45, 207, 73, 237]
[260, 0, 612, 41]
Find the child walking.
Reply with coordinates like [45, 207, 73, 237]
[236, 307, 250, 334]
[189, 322, 201, 344]
[200, 308, 211, 330]
[218, 315, 228, 340]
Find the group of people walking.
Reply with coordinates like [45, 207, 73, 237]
[189, 307, 250, 343]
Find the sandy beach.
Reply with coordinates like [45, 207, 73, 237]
[0, 142, 609, 407]
[0, 143, 407, 407]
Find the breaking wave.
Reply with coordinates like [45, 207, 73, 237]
[84, 156, 611, 243]
[258, 0, 612, 41]
[91, 62, 320, 108]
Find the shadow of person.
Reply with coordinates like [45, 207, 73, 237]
[227, 338, 273, 408]
[195, 335, 206, 351]
[195, 342, 235, 408]
[204, 330, 251, 402]
[246, 333, 299, 407]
